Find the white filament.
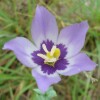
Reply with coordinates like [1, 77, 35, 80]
[42, 44, 49, 53]
[50, 45, 56, 56]
[37, 53, 49, 60]
[47, 58, 57, 62]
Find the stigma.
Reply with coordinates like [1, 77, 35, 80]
[37, 44, 61, 66]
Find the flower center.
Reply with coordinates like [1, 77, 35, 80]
[37, 44, 61, 67]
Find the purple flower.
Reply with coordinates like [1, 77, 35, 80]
[3, 6, 96, 93]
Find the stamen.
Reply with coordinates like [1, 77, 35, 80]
[37, 44, 60, 67]
[42, 44, 49, 53]
[37, 53, 49, 60]
[50, 45, 56, 56]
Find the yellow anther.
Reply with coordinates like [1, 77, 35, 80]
[54, 48, 61, 58]
[46, 52, 53, 58]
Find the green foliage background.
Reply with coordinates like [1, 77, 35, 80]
[0, 0, 100, 100]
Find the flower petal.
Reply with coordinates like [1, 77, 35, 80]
[58, 53, 96, 76]
[31, 5, 58, 47]
[32, 67, 61, 93]
[58, 21, 89, 58]
[3, 37, 37, 68]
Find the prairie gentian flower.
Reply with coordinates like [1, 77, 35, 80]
[3, 6, 96, 93]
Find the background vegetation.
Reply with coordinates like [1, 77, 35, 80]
[0, 0, 100, 100]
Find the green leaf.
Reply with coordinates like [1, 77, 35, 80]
[34, 88, 43, 94]
[46, 87, 57, 99]
[33, 87, 57, 100]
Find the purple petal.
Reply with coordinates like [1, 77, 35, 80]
[32, 68, 61, 93]
[31, 5, 58, 47]
[58, 53, 96, 76]
[3, 37, 37, 68]
[58, 21, 89, 58]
